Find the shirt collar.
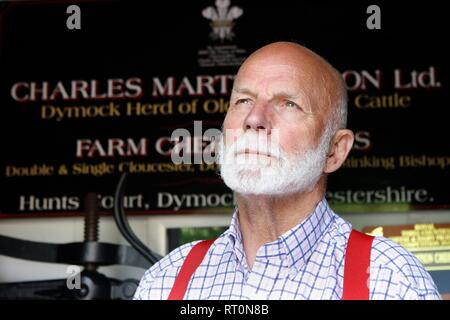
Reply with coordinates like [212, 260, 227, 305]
[221, 197, 336, 276]
[223, 207, 247, 269]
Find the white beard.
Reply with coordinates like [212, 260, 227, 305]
[218, 126, 333, 196]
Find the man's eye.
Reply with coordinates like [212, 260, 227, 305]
[285, 101, 299, 108]
[236, 98, 251, 105]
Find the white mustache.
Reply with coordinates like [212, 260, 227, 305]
[223, 133, 282, 161]
[234, 147, 279, 158]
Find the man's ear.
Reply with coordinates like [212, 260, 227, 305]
[324, 129, 354, 174]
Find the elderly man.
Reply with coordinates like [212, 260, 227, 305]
[134, 42, 440, 300]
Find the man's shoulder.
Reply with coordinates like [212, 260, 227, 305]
[370, 236, 441, 299]
[133, 240, 203, 300]
[331, 212, 440, 299]
[145, 240, 203, 278]
[370, 236, 424, 273]
[332, 213, 428, 277]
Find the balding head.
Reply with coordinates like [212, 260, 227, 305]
[235, 41, 347, 133]
[221, 41, 355, 196]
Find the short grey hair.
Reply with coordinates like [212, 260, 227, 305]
[328, 71, 348, 134]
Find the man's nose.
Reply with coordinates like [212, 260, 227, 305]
[243, 103, 272, 134]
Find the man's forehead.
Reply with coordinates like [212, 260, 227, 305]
[235, 64, 308, 88]
[238, 62, 303, 77]
[233, 63, 312, 96]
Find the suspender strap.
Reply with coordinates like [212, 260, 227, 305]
[167, 239, 215, 300]
[343, 229, 374, 300]
[168, 229, 373, 300]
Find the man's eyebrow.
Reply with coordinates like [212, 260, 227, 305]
[272, 90, 313, 113]
[271, 91, 303, 100]
[232, 87, 312, 111]
[233, 87, 307, 100]
[232, 87, 257, 97]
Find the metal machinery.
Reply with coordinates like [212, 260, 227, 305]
[0, 173, 161, 299]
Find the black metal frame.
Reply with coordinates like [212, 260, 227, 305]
[0, 173, 161, 300]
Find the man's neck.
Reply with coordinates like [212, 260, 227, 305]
[236, 182, 324, 270]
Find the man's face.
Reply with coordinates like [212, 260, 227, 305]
[224, 62, 326, 155]
[219, 60, 333, 195]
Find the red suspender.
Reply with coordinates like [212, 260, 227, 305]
[343, 229, 374, 300]
[167, 239, 215, 300]
[168, 230, 374, 300]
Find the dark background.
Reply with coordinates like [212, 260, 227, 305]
[0, 0, 448, 217]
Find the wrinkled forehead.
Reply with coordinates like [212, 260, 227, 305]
[236, 62, 305, 81]
[233, 62, 320, 110]
[234, 63, 315, 93]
